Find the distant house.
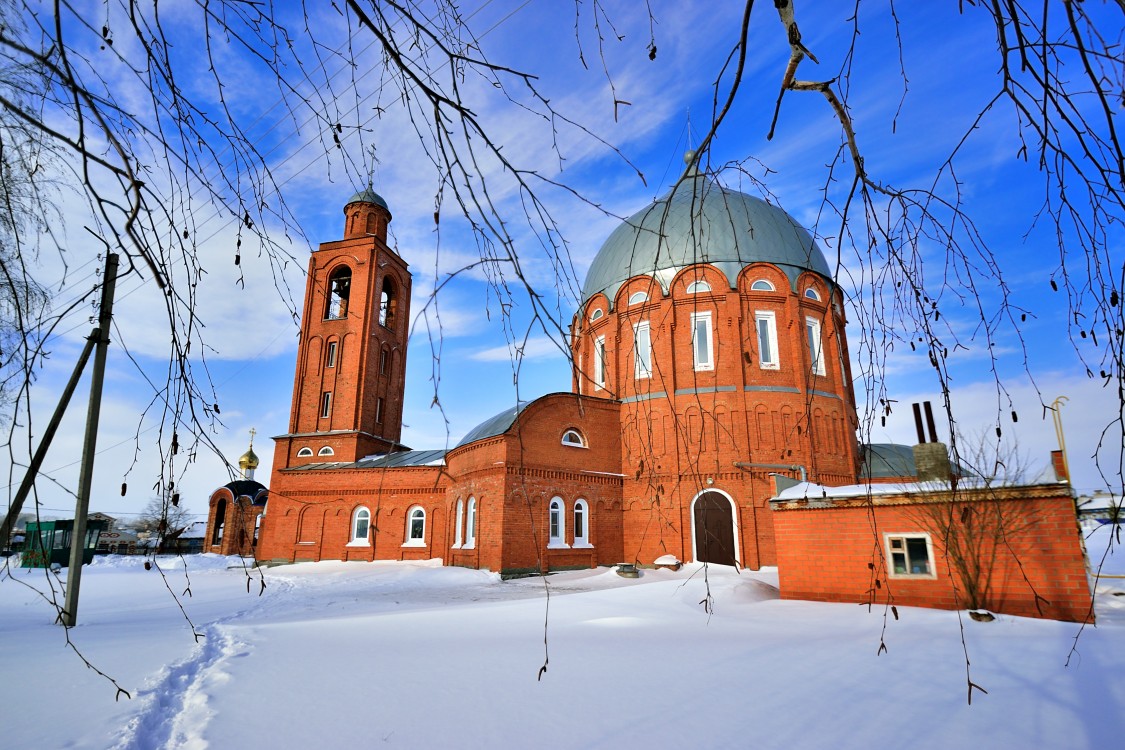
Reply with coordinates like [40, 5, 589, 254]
[21, 518, 109, 568]
[96, 527, 140, 555]
[1076, 491, 1122, 524]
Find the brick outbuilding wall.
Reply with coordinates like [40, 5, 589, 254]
[771, 482, 1093, 623]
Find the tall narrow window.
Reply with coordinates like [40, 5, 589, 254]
[691, 312, 713, 371]
[376, 397, 385, 424]
[379, 277, 396, 328]
[212, 499, 226, 545]
[320, 392, 332, 418]
[756, 312, 779, 369]
[404, 507, 426, 546]
[593, 336, 607, 389]
[452, 499, 464, 549]
[548, 497, 567, 548]
[350, 507, 371, 545]
[634, 321, 652, 379]
[573, 499, 590, 547]
[326, 267, 352, 319]
[325, 341, 338, 368]
[806, 317, 825, 375]
[465, 498, 477, 548]
[379, 348, 388, 375]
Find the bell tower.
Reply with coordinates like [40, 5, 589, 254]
[275, 186, 411, 466]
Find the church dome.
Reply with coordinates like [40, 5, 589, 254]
[238, 446, 260, 472]
[581, 168, 832, 306]
[346, 186, 390, 212]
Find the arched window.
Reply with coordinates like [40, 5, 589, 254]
[751, 279, 775, 292]
[254, 514, 262, 544]
[404, 506, 426, 546]
[465, 498, 477, 548]
[350, 507, 371, 545]
[804, 288, 821, 301]
[548, 497, 568, 548]
[317, 446, 335, 457]
[628, 291, 648, 306]
[379, 276, 397, 328]
[686, 280, 711, 294]
[589, 308, 604, 322]
[296, 447, 314, 457]
[365, 213, 377, 234]
[212, 499, 226, 545]
[326, 266, 352, 319]
[453, 498, 464, 549]
[561, 429, 586, 448]
[573, 499, 591, 547]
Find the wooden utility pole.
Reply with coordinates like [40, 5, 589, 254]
[61, 253, 118, 627]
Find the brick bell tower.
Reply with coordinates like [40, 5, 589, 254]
[274, 186, 412, 467]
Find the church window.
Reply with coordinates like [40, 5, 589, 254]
[751, 279, 775, 292]
[691, 312, 713, 371]
[686, 280, 711, 294]
[320, 392, 332, 418]
[804, 287, 821, 301]
[376, 397, 385, 424]
[453, 499, 464, 549]
[404, 507, 426, 546]
[573, 499, 591, 547]
[589, 308, 604, 322]
[593, 336, 607, 390]
[326, 267, 352, 319]
[634, 321, 652, 379]
[628, 291, 648, 306]
[296, 447, 314, 457]
[379, 348, 388, 375]
[317, 446, 335, 457]
[365, 212, 377, 234]
[561, 429, 586, 448]
[254, 514, 262, 544]
[548, 497, 568, 548]
[806, 317, 826, 376]
[350, 507, 371, 546]
[465, 498, 477, 549]
[379, 277, 397, 328]
[885, 534, 935, 578]
[755, 312, 779, 369]
[212, 499, 226, 545]
[325, 341, 337, 368]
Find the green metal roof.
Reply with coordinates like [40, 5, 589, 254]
[456, 402, 530, 448]
[346, 186, 390, 212]
[581, 172, 831, 307]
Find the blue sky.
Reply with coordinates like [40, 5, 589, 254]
[5, 0, 1121, 526]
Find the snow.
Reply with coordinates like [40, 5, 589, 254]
[3, 539, 1125, 750]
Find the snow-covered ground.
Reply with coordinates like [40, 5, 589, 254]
[2, 525, 1124, 750]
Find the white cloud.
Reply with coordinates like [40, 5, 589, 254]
[468, 335, 568, 364]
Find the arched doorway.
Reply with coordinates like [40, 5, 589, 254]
[691, 491, 738, 566]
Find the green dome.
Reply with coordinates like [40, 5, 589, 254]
[581, 172, 831, 306]
[346, 186, 390, 212]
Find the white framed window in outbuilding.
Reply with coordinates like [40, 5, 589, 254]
[561, 429, 586, 448]
[806, 316, 826, 376]
[755, 311, 779, 369]
[548, 497, 568, 548]
[349, 507, 371, 546]
[691, 311, 714, 371]
[634, 321, 652, 379]
[884, 533, 936, 578]
[403, 507, 426, 547]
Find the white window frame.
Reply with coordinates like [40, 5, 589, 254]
[376, 397, 385, 424]
[317, 446, 335, 457]
[755, 311, 780, 370]
[561, 429, 586, 448]
[403, 506, 427, 547]
[548, 497, 569, 548]
[573, 499, 592, 548]
[686, 280, 711, 294]
[296, 447, 314, 457]
[452, 499, 464, 549]
[633, 320, 652, 379]
[326, 340, 338, 368]
[465, 497, 477, 549]
[589, 308, 604, 322]
[379, 348, 388, 375]
[806, 316, 826, 376]
[751, 279, 775, 291]
[348, 506, 371, 546]
[804, 287, 821, 301]
[628, 290, 648, 306]
[884, 533, 936, 579]
[320, 391, 332, 418]
[593, 336, 607, 390]
[691, 311, 714, 371]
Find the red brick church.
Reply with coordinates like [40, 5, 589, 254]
[204, 157, 1092, 622]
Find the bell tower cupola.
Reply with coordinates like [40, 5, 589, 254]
[274, 185, 412, 467]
